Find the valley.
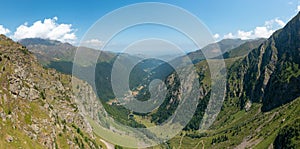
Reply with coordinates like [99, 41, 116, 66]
[0, 8, 299, 149]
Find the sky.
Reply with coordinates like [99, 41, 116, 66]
[0, 0, 299, 53]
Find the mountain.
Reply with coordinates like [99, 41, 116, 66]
[19, 38, 115, 66]
[187, 38, 248, 63]
[202, 38, 247, 53]
[222, 38, 266, 59]
[0, 35, 108, 148]
[227, 12, 300, 111]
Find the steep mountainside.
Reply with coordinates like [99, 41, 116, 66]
[165, 13, 300, 148]
[227, 12, 300, 111]
[0, 35, 106, 148]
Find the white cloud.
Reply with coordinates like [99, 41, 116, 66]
[13, 17, 76, 43]
[82, 39, 104, 49]
[237, 30, 253, 40]
[223, 18, 286, 39]
[253, 27, 274, 39]
[297, 5, 300, 11]
[265, 18, 285, 28]
[223, 33, 234, 39]
[213, 33, 220, 39]
[275, 19, 285, 27]
[0, 25, 10, 35]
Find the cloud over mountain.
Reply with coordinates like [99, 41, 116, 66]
[223, 18, 286, 40]
[0, 25, 10, 35]
[82, 39, 104, 49]
[13, 17, 76, 43]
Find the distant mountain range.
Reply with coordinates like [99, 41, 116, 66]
[20, 37, 253, 65]
[222, 38, 266, 59]
[19, 38, 115, 66]
[19, 36, 261, 104]
[187, 38, 249, 63]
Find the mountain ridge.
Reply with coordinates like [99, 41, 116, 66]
[187, 38, 248, 63]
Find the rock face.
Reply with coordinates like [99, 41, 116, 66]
[0, 35, 103, 148]
[227, 12, 300, 111]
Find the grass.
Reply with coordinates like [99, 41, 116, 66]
[87, 117, 141, 148]
[56, 133, 70, 148]
[254, 131, 278, 149]
[134, 115, 155, 127]
[168, 134, 203, 149]
[0, 118, 43, 149]
[166, 97, 300, 148]
[24, 114, 32, 125]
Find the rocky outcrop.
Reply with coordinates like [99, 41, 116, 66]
[0, 35, 103, 148]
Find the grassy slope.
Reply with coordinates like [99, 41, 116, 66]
[167, 97, 299, 148]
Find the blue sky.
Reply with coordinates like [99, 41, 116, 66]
[0, 0, 299, 52]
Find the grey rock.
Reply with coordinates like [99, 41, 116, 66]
[28, 88, 39, 100]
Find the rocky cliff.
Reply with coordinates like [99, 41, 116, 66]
[0, 35, 104, 148]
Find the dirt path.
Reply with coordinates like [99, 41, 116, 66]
[235, 138, 262, 149]
[201, 140, 205, 149]
[178, 134, 185, 149]
[193, 140, 204, 149]
[100, 139, 114, 149]
[256, 112, 277, 132]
